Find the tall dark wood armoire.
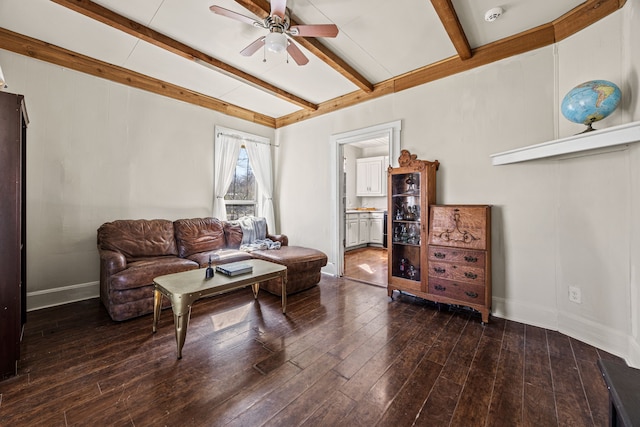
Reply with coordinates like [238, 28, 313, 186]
[0, 91, 28, 380]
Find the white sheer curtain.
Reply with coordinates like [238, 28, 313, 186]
[212, 134, 241, 220]
[244, 141, 275, 232]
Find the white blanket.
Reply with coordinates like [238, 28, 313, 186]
[238, 216, 267, 245]
[240, 238, 281, 252]
[236, 216, 281, 251]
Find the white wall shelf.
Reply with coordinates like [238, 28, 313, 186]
[490, 120, 640, 165]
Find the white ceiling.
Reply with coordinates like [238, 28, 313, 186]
[1, 0, 587, 121]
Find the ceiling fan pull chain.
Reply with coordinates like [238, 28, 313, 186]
[263, 46, 267, 63]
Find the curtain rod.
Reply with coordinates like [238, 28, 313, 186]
[216, 132, 274, 146]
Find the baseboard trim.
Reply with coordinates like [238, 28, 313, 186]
[491, 296, 559, 330]
[628, 338, 640, 368]
[27, 281, 99, 311]
[322, 263, 337, 276]
[494, 296, 639, 368]
[557, 311, 630, 363]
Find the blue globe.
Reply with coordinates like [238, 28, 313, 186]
[561, 80, 621, 131]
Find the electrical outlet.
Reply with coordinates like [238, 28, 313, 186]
[569, 286, 581, 304]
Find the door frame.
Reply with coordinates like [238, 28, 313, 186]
[330, 120, 402, 277]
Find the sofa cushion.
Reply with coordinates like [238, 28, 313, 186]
[109, 256, 198, 291]
[187, 248, 252, 268]
[251, 246, 327, 296]
[251, 246, 328, 273]
[105, 292, 171, 322]
[109, 284, 161, 305]
[98, 219, 178, 260]
[174, 217, 226, 257]
[259, 271, 322, 296]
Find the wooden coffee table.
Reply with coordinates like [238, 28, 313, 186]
[152, 259, 287, 359]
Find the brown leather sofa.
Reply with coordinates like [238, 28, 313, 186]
[97, 217, 327, 321]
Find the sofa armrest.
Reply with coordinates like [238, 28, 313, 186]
[99, 249, 126, 275]
[267, 233, 288, 246]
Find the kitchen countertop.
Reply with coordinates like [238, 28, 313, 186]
[346, 209, 386, 214]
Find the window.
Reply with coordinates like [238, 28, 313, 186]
[224, 146, 257, 220]
[213, 126, 274, 228]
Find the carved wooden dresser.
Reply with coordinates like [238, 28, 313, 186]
[427, 205, 492, 323]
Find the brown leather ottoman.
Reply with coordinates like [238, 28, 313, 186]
[251, 246, 328, 296]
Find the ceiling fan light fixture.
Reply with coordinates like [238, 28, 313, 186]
[265, 31, 288, 53]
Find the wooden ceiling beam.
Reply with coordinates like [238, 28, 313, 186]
[50, 0, 318, 111]
[553, 0, 622, 42]
[278, 0, 625, 127]
[0, 27, 276, 127]
[394, 24, 556, 92]
[235, 0, 374, 93]
[430, 0, 472, 60]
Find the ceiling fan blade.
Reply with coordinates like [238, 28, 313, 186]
[289, 24, 339, 38]
[286, 41, 309, 66]
[240, 37, 266, 56]
[210, 5, 260, 27]
[270, 0, 287, 19]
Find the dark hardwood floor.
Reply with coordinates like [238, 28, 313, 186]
[0, 275, 620, 426]
[344, 247, 388, 287]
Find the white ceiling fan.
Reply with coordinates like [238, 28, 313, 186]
[210, 0, 339, 65]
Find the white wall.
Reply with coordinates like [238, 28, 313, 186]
[0, 50, 274, 309]
[553, 6, 635, 359]
[275, 4, 640, 365]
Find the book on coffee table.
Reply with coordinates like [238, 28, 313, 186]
[216, 262, 253, 276]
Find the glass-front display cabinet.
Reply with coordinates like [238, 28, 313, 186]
[387, 150, 439, 297]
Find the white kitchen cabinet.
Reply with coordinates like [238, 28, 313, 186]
[358, 215, 370, 244]
[345, 211, 386, 250]
[356, 156, 387, 197]
[346, 214, 359, 248]
[369, 213, 384, 244]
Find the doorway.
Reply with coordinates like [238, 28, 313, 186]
[330, 121, 402, 286]
[343, 137, 389, 286]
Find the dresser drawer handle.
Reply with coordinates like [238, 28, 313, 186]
[433, 267, 446, 274]
[434, 252, 446, 259]
[464, 256, 478, 263]
[465, 291, 478, 298]
[434, 285, 446, 291]
[464, 272, 478, 279]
